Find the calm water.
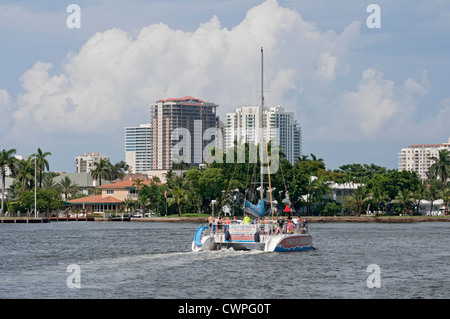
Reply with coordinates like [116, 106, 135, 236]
[0, 221, 449, 299]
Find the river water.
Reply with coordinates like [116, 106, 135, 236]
[0, 221, 448, 299]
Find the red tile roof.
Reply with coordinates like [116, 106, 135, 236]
[66, 195, 122, 204]
[98, 179, 163, 189]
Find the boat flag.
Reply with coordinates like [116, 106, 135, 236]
[284, 205, 291, 212]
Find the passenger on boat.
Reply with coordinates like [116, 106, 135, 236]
[243, 214, 251, 224]
[264, 217, 270, 235]
[224, 217, 231, 230]
[286, 219, 295, 234]
[217, 216, 223, 234]
[277, 218, 284, 234]
[208, 215, 214, 234]
[273, 220, 279, 234]
[301, 219, 308, 234]
[231, 216, 238, 224]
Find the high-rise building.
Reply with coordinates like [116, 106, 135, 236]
[150, 96, 219, 169]
[75, 152, 110, 173]
[224, 105, 302, 164]
[125, 123, 153, 174]
[398, 137, 450, 180]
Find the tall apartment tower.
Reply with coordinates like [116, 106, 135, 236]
[150, 96, 219, 169]
[224, 105, 302, 164]
[398, 137, 450, 180]
[125, 123, 153, 174]
[75, 152, 110, 173]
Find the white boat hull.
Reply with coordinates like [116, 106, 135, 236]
[192, 226, 313, 252]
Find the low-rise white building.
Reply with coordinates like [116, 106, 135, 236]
[75, 152, 110, 174]
[398, 137, 450, 180]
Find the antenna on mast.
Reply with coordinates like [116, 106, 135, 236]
[259, 46, 264, 202]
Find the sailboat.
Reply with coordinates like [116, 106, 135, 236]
[192, 48, 313, 252]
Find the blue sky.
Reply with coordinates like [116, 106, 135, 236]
[0, 0, 449, 172]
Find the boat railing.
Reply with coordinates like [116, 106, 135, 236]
[203, 220, 310, 244]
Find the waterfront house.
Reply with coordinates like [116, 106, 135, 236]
[65, 178, 162, 215]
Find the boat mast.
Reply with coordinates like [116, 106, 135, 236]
[260, 47, 275, 220]
[260, 47, 264, 202]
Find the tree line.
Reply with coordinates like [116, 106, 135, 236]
[1, 145, 450, 217]
[140, 145, 450, 217]
[0, 148, 132, 215]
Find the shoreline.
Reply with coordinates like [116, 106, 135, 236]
[114, 216, 450, 223]
[2, 216, 449, 223]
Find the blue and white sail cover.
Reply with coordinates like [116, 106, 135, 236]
[245, 200, 264, 217]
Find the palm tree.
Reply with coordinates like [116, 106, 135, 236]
[163, 169, 175, 183]
[167, 186, 189, 216]
[425, 184, 441, 215]
[57, 176, 79, 200]
[110, 161, 130, 180]
[411, 181, 427, 215]
[91, 158, 111, 186]
[371, 188, 389, 215]
[122, 198, 135, 214]
[391, 189, 414, 216]
[310, 153, 324, 164]
[42, 174, 58, 190]
[31, 148, 51, 188]
[351, 185, 372, 216]
[311, 177, 332, 214]
[441, 187, 450, 215]
[132, 178, 145, 193]
[0, 148, 17, 215]
[14, 158, 35, 194]
[429, 149, 450, 190]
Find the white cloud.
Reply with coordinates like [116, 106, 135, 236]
[0, 87, 12, 134]
[9, 0, 363, 144]
[308, 66, 433, 144]
[6, 0, 447, 171]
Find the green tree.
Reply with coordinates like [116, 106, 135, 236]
[322, 201, 341, 216]
[350, 185, 372, 216]
[336, 163, 386, 183]
[429, 149, 450, 190]
[425, 183, 441, 215]
[57, 176, 79, 200]
[0, 148, 17, 215]
[370, 187, 389, 214]
[167, 185, 189, 216]
[17, 188, 63, 214]
[122, 198, 135, 214]
[411, 181, 427, 215]
[91, 158, 111, 186]
[42, 173, 58, 190]
[391, 189, 414, 215]
[13, 158, 35, 195]
[110, 161, 131, 180]
[441, 187, 450, 215]
[31, 148, 51, 188]
[366, 169, 420, 210]
[137, 184, 152, 215]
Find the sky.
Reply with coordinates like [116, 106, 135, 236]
[0, 0, 449, 173]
